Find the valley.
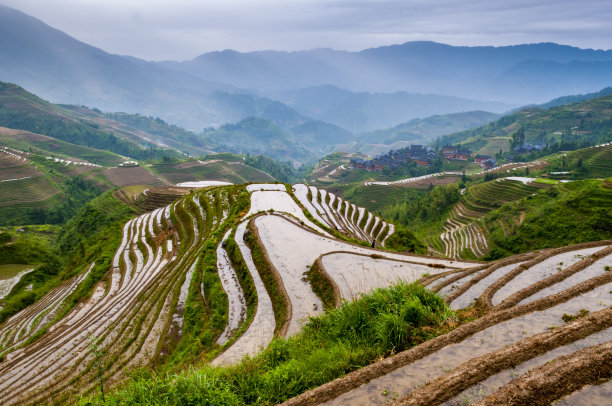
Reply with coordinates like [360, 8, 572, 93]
[0, 2, 611, 404]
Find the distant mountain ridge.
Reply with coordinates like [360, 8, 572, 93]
[164, 41, 612, 103]
[268, 86, 511, 132]
[0, 4, 307, 131]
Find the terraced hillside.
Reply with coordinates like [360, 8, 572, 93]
[0, 182, 452, 404]
[0, 186, 247, 404]
[285, 240, 612, 406]
[545, 142, 612, 179]
[150, 155, 275, 185]
[2, 181, 611, 405]
[433, 178, 552, 260]
[436, 92, 612, 157]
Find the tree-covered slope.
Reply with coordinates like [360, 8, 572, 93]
[483, 179, 612, 258]
[202, 117, 316, 165]
[436, 92, 612, 156]
[0, 82, 178, 161]
[357, 110, 500, 146]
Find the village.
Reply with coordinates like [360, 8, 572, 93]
[349, 144, 498, 172]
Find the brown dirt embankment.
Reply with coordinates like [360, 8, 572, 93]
[497, 244, 612, 309]
[391, 307, 612, 405]
[474, 340, 612, 406]
[443, 251, 538, 304]
[478, 240, 612, 309]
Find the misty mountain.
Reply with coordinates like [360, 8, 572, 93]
[2, 3, 612, 144]
[290, 120, 354, 155]
[270, 86, 511, 132]
[536, 86, 612, 110]
[357, 111, 500, 145]
[335, 110, 500, 156]
[163, 42, 612, 104]
[0, 4, 305, 131]
[202, 117, 316, 165]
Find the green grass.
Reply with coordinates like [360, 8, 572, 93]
[306, 260, 336, 311]
[82, 282, 454, 406]
[243, 221, 289, 336]
[0, 264, 37, 280]
[533, 178, 559, 184]
[483, 179, 612, 258]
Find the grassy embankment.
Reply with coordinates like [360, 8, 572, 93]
[483, 179, 612, 258]
[82, 282, 459, 405]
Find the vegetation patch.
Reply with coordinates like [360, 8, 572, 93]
[483, 180, 612, 256]
[84, 282, 454, 405]
[305, 259, 338, 311]
[243, 220, 290, 336]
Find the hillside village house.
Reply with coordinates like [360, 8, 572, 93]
[349, 144, 435, 171]
[474, 154, 492, 164]
[441, 145, 458, 157]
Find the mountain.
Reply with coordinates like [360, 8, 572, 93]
[436, 92, 612, 156]
[537, 86, 612, 109]
[163, 42, 612, 104]
[269, 86, 511, 132]
[0, 82, 185, 160]
[329, 110, 499, 157]
[0, 4, 305, 130]
[290, 120, 354, 154]
[357, 111, 500, 145]
[201, 117, 316, 165]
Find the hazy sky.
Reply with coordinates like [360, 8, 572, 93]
[4, 0, 612, 61]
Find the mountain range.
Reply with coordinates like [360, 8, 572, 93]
[2, 4, 612, 135]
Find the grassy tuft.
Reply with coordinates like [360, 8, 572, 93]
[84, 282, 454, 405]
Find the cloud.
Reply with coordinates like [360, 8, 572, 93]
[2, 0, 611, 60]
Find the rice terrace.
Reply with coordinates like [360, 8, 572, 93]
[1, 1, 612, 405]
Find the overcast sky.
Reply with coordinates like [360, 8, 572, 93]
[3, 0, 612, 61]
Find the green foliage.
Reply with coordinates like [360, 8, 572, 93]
[545, 145, 612, 179]
[167, 187, 251, 367]
[484, 180, 612, 256]
[224, 232, 257, 313]
[305, 261, 336, 311]
[202, 117, 315, 164]
[57, 192, 134, 256]
[380, 183, 460, 227]
[435, 93, 612, 156]
[0, 82, 179, 162]
[198, 246, 229, 348]
[243, 224, 288, 335]
[104, 112, 210, 155]
[244, 154, 302, 183]
[385, 226, 426, 253]
[0, 231, 11, 244]
[86, 283, 453, 406]
[0, 176, 103, 226]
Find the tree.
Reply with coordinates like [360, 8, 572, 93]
[511, 126, 525, 148]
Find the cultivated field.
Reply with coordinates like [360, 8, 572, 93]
[284, 241, 612, 406]
[0, 183, 610, 405]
